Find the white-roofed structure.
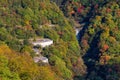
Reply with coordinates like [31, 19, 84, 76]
[33, 56, 48, 63]
[31, 38, 52, 63]
[31, 38, 53, 48]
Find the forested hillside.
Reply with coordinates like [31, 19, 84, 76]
[0, 0, 86, 80]
[55, 0, 120, 80]
[1, 0, 120, 80]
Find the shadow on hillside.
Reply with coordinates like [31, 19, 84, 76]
[82, 30, 102, 78]
[76, 5, 102, 79]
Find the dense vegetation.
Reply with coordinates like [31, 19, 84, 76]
[1, 0, 120, 80]
[0, 0, 86, 80]
[57, 0, 120, 80]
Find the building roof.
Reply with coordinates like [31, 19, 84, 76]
[33, 56, 48, 63]
[33, 48, 39, 52]
[34, 39, 52, 43]
[30, 38, 53, 43]
[39, 57, 48, 61]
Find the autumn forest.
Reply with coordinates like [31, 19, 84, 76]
[0, 0, 120, 80]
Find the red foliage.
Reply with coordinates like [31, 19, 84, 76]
[106, 8, 112, 13]
[25, 25, 32, 31]
[73, 64, 76, 67]
[103, 44, 109, 51]
[40, 2, 46, 9]
[94, 4, 98, 9]
[70, 10, 75, 15]
[100, 44, 109, 53]
[77, 6, 84, 13]
[77, 8, 82, 13]
[58, 31, 64, 35]
[100, 55, 110, 64]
